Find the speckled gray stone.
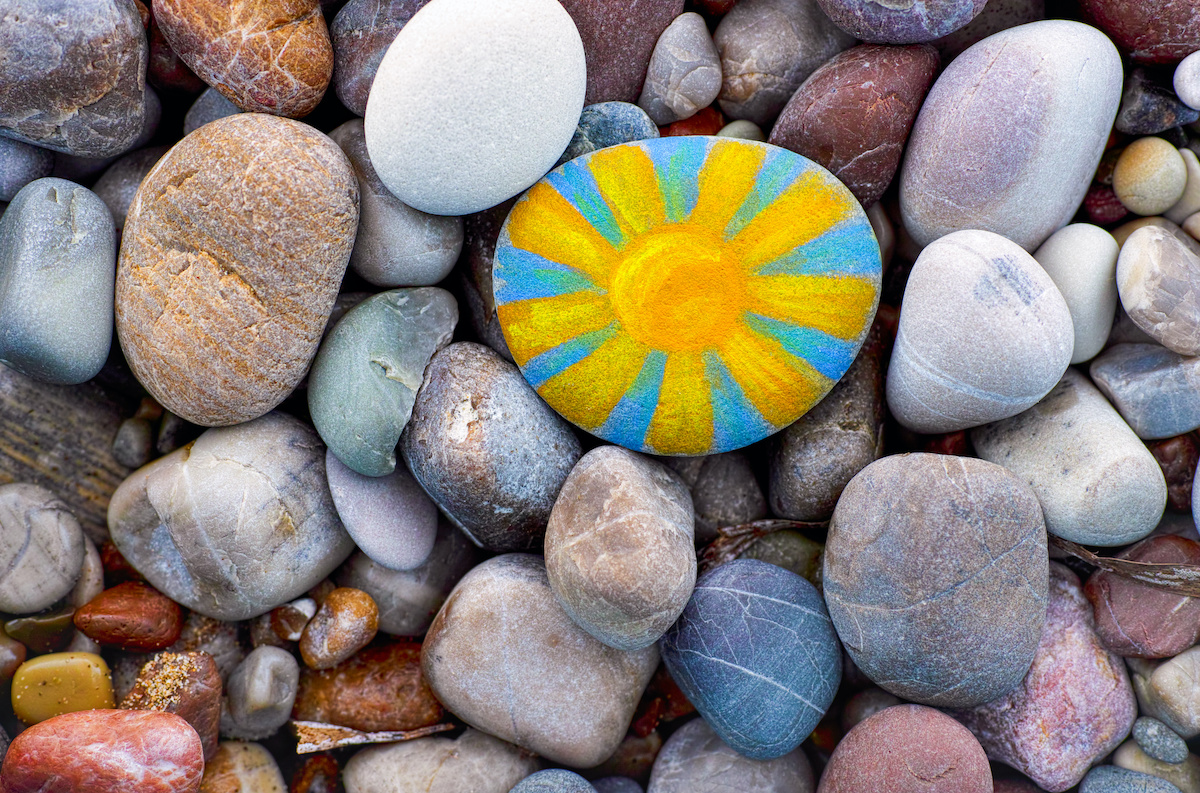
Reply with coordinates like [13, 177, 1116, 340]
[0, 0, 147, 157]
[646, 718, 814, 793]
[1081, 766, 1183, 793]
[182, 87, 242, 136]
[815, 0, 987, 44]
[331, 0, 426, 117]
[637, 13, 722, 126]
[344, 729, 539, 793]
[108, 412, 357, 621]
[0, 483, 85, 614]
[49, 84, 161, 184]
[0, 138, 53, 203]
[0, 177, 115, 385]
[329, 119, 463, 287]
[91, 146, 168, 230]
[824, 453, 1049, 708]
[665, 452, 768, 546]
[1090, 343, 1200, 440]
[592, 779, 642, 793]
[557, 103, 660, 166]
[1134, 717, 1189, 765]
[401, 342, 582, 553]
[309, 288, 458, 477]
[511, 770, 597, 793]
[223, 646, 299, 741]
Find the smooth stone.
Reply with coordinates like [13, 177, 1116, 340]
[155, 0, 333, 118]
[1115, 138, 1188, 216]
[116, 114, 358, 427]
[931, 0, 1045, 61]
[899, 20, 1122, 251]
[73, 580, 185, 652]
[817, 705, 991, 793]
[120, 651, 222, 761]
[1081, 766, 1182, 793]
[309, 288, 458, 477]
[344, 729, 539, 793]
[458, 201, 516, 359]
[364, 0, 586, 216]
[1118, 226, 1200, 355]
[713, 0, 854, 127]
[1077, 0, 1200, 64]
[1149, 433, 1200, 511]
[970, 368, 1167, 546]
[91, 146, 168, 230]
[816, 0, 986, 43]
[716, 120, 766, 140]
[108, 412, 356, 621]
[0, 139, 53, 202]
[182, 87, 242, 136]
[5, 607, 74, 655]
[326, 452, 438, 571]
[0, 178, 115, 385]
[112, 417, 154, 469]
[557, 102, 660, 166]
[637, 13, 722, 126]
[768, 44, 939, 207]
[169, 613, 246, 685]
[11, 652, 115, 724]
[223, 646, 299, 740]
[593, 779, 642, 793]
[661, 559, 841, 759]
[1166, 149, 1200, 224]
[299, 587, 378, 669]
[666, 452, 768, 545]
[769, 334, 883, 521]
[1090, 343, 1200, 439]
[1033, 223, 1119, 363]
[335, 521, 483, 636]
[1114, 743, 1200, 793]
[560, 0, 683, 105]
[1130, 649, 1200, 738]
[401, 343, 582, 553]
[511, 770, 597, 793]
[1135, 717, 1190, 764]
[647, 718, 813, 793]
[841, 688, 902, 732]
[740, 531, 823, 585]
[201, 742, 287, 793]
[329, 120, 463, 287]
[268, 597, 316, 642]
[949, 562, 1137, 792]
[0, 483, 84, 614]
[886, 229, 1074, 433]
[331, 0, 425, 117]
[824, 453, 1049, 707]
[69, 537, 103, 610]
[546, 446, 695, 651]
[422, 554, 658, 767]
[1177, 52, 1200, 110]
[0, 0, 147, 157]
[1117, 69, 1200, 136]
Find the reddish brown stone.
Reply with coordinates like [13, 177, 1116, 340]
[74, 581, 184, 652]
[1148, 434, 1200, 511]
[148, 15, 207, 95]
[292, 641, 443, 732]
[695, 0, 738, 14]
[330, 0, 426, 116]
[561, 0, 685, 104]
[660, 106, 724, 136]
[1079, 0, 1200, 63]
[922, 430, 971, 456]
[290, 754, 341, 793]
[120, 652, 222, 762]
[0, 624, 26, 681]
[101, 540, 146, 584]
[1085, 183, 1129, 226]
[458, 199, 517, 359]
[299, 587, 378, 670]
[1085, 535, 1200, 658]
[0, 709, 204, 793]
[631, 664, 696, 738]
[769, 44, 940, 206]
[271, 598, 316, 643]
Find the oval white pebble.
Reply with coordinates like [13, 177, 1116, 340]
[364, 0, 587, 216]
[1175, 50, 1200, 111]
[1033, 223, 1119, 364]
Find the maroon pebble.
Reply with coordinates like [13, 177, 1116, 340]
[1078, 0, 1200, 63]
[560, 0, 685, 104]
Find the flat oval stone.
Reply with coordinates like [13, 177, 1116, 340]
[1077, 0, 1200, 63]
[225, 646, 299, 740]
[0, 0, 147, 157]
[422, 554, 658, 767]
[824, 453, 1049, 707]
[108, 412, 356, 621]
[201, 742, 287, 792]
[1135, 717, 1190, 765]
[647, 717, 814, 793]
[0, 709, 203, 793]
[0, 178, 115, 385]
[364, 0, 586, 216]
[0, 482, 84, 614]
[950, 563, 1137, 792]
[494, 136, 881, 455]
[155, 0, 333, 117]
[116, 113, 358, 427]
[637, 12, 722, 126]
[557, 103, 660, 166]
[1033, 223, 1120, 363]
[661, 559, 841, 759]
[344, 729, 539, 793]
[1178, 52, 1200, 110]
[899, 20, 1122, 251]
[886, 229, 1073, 433]
[400, 342, 582, 552]
[816, 0, 987, 43]
[512, 770, 597, 793]
[560, 0, 683, 105]
[1091, 343, 1200, 439]
[546, 446, 695, 651]
[11, 652, 115, 724]
[120, 651, 222, 762]
[331, 0, 424, 117]
[0, 139, 53, 203]
[818, 705, 991, 792]
[971, 369, 1167, 546]
[1117, 226, 1200, 356]
[1114, 742, 1200, 792]
[1081, 766, 1182, 793]
[329, 120, 464, 287]
[769, 44, 939, 207]
[73, 580, 185, 652]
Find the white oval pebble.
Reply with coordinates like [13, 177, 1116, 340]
[1033, 223, 1119, 364]
[1175, 50, 1200, 111]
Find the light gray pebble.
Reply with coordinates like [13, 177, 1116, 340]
[1177, 51, 1200, 112]
[1117, 226, 1200, 357]
[647, 718, 814, 793]
[1090, 343, 1200, 440]
[183, 87, 243, 136]
[0, 482, 85, 614]
[666, 452, 768, 546]
[638, 12, 722, 126]
[1134, 717, 1190, 765]
[1080, 765, 1182, 793]
[511, 769, 597, 793]
[223, 646, 300, 741]
[111, 417, 154, 469]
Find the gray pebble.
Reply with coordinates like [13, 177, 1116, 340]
[1117, 226, 1200, 357]
[183, 88, 243, 136]
[111, 417, 154, 469]
[511, 769, 597, 793]
[50, 85, 162, 183]
[91, 146, 168, 230]
[666, 452, 768, 546]
[331, 0, 425, 117]
[344, 729, 539, 793]
[638, 12, 722, 126]
[0, 482, 85, 614]
[1090, 343, 1200, 440]
[1135, 717, 1190, 765]
[1081, 765, 1182, 793]
[592, 780, 642, 793]
[0, 138, 53, 202]
[647, 718, 814, 793]
[557, 102, 660, 166]
[223, 646, 300, 741]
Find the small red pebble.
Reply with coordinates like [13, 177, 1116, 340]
[74, 580, 184, 652]
[1148, 433, 1200, 511]
[694, 0, 738, 15]
[660, 106, 725, 137]
[100, 540, 146, 584]
[1084, 183, 1128, 225]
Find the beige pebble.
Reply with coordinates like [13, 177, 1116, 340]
[1114, 137, 1188, 217]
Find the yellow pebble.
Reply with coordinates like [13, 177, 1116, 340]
[11, 652, 115, 724]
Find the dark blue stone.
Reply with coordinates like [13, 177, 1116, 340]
[510, 769, 597, 793]
[658, 558, 842, 760]
[556, 102, 659, 165]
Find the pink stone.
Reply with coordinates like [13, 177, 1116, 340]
[950, 563, 1136, 793]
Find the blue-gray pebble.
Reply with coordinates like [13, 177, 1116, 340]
[1134, 717, 1190, 764]
[309, 288, 458, 477]
[1080, 765, 1182, 793]
[1090, 343, 1200, 439]
[591, 778, 642, 793]
[556, 102, 659, 166]
[659, 558, 841, 760]
[510, 769, 597, 793]
[0, 138, 53, 202]
[0, 177, 115, 384]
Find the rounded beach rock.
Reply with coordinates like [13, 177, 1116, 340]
[1032, 223, 1120, 363]
[120, 651, 222, 762]
[422, 554, 659, 767]
[768, 44, 939, 207]
[560, 0, 684, 105]
[1177, 52, 1200, 110]
[557, 102, 660, 166]
[0, 483, 84, 615]
[1077, 0, 1200, 64]
[154, 0, 333, 118]
[1114, 137, 1188, 216]
[224, 646, 299, 739]
[107, 412, 356, 621]
[92, 146, 168, 230]
[545, 446, 695, 651]
[886, 229, 1074, 434]
[330, 0, 424, 117]
[512, 770, 597, 793]
[1129, 647, 1200, 738]
[344, 729, 539, 793]
[667, 451, 769, 545]
[0, 139, 53, 203]
[1135, 717, 1190, 765]
[1117, 226, 1200, 357]
[400, 342, 582, 553]
[116, 113, 358, 427]
[824, 453, 1049, 707]
[364, 0, 586, 216]
[660, 560, 842, 760]
[815, 0, 987, 43]
[970, 368, 1167, 546]
[647, 717, 814, 793]
[182, 87, 241, 136]
[899, 20, 1122, 251]
[637, 12, 723, 126]
[200, 742, 287, 792]
[1090, 343, 1200, 439]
